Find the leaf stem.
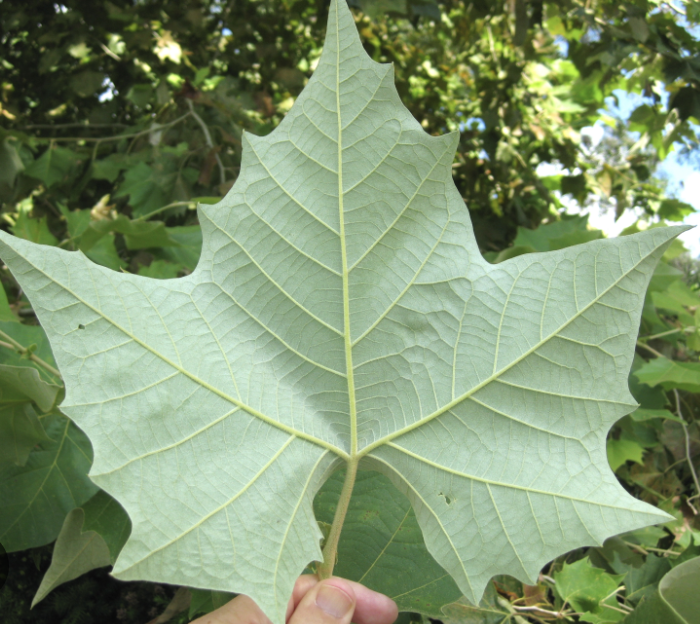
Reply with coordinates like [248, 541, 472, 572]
[639, 328, 681, 341]
[622, 540, 680, 557]
[317, 459, 358, 580]
[0, 329, 62, 379]
[134, 200, 196, 222]
[636, 340, 665, 359]
[674, 389, 700, 514]
[185, 100, 225, 185]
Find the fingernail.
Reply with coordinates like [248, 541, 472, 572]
[315, 584, 353, 619]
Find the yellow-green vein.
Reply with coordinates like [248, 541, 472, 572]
[382, 442, 660, 511]
[273, 450, 330, 612]
[358, 508, 411, 583]
[335, 0, 358, 457]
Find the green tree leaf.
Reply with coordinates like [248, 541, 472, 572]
[623, 556, 700, 624]
[81, 215, 178, 251]
[0, 412, 98, 552]
[23, 147, 82, 189]
[512, 215, 599, 252]
[0, 403, 49, 468]
[154, 225, 202, 270]
[115, 162, 169, 217]
[189, 588, 236, 620]
[0, 363, 60, 413]
[555, 558, 625, 623]
[607, 438, 645, 472]
[31, 507, 112, 607]
[12, 199, 58, 247]
[0, 284, 18, 323]
[439, 583, 515, 624]
[0, 2, 683, 622]
[0, 364, 60, 466]
[635, 357, 700, 393]
[611, 553, 670, 606]
[0, 138, 25, 192]
[83, 234, 126, 271]
[29, 489, 131, 606]
[137, 259, 184, 280]
[81, 490, 131, 564]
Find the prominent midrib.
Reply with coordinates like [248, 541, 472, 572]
[336, 2, 358, 458]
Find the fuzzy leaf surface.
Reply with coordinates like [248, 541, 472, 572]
[0, 1, 683, 622]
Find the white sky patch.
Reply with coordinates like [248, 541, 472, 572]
[537, 118, 699, 258]
[657, 158, 700, 257]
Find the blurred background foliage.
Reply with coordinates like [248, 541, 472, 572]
[1, 0, 699, 258]
[1, 1, 700, 623]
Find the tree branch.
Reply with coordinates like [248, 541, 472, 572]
[186, 99, 226, 185]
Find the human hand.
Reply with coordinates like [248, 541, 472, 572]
[191, 575, 399, 624]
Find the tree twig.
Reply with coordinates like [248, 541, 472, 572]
[186, 99, 226, 185]
[663, 1, 686, 16]
[674, 389, 700, 514]
[134, 200, 197, 222]
[28, 112, 191, 143]
[20, 122, 129, 129]
[636, 340, 665, 359]
[639, 328, 681, 341]
[98, 41, 120, 61]
[622, 540, 680, 557]
[0, 329, 62, 379]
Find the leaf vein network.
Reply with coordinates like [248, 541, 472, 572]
[348, 143, 452, 272]
[360, 240, 659, 454]
[369, 452, 476, 598]
[209, 284, 347, 377]
[351, 210, 452, 346]
[116, 434, 298, 573]
[247, 138, 340, 235]
[206, 216, 344, 336]
[273, 450, 331, 611]
[384, 442, 637, 510]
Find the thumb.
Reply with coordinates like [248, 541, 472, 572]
[288, 579, 356, 624]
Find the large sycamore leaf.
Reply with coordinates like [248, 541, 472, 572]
[0, 1, 684, 622]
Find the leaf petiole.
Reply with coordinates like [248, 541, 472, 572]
[317, 458, 359, 580]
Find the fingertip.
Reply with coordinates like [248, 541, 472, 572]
[193, 594, 269, 624]
[349, 582, 398, 624]
[287, 575, 319, 619]
[320, 577, 357, 599]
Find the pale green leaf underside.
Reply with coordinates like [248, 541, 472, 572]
[0, 1, 683, 622]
